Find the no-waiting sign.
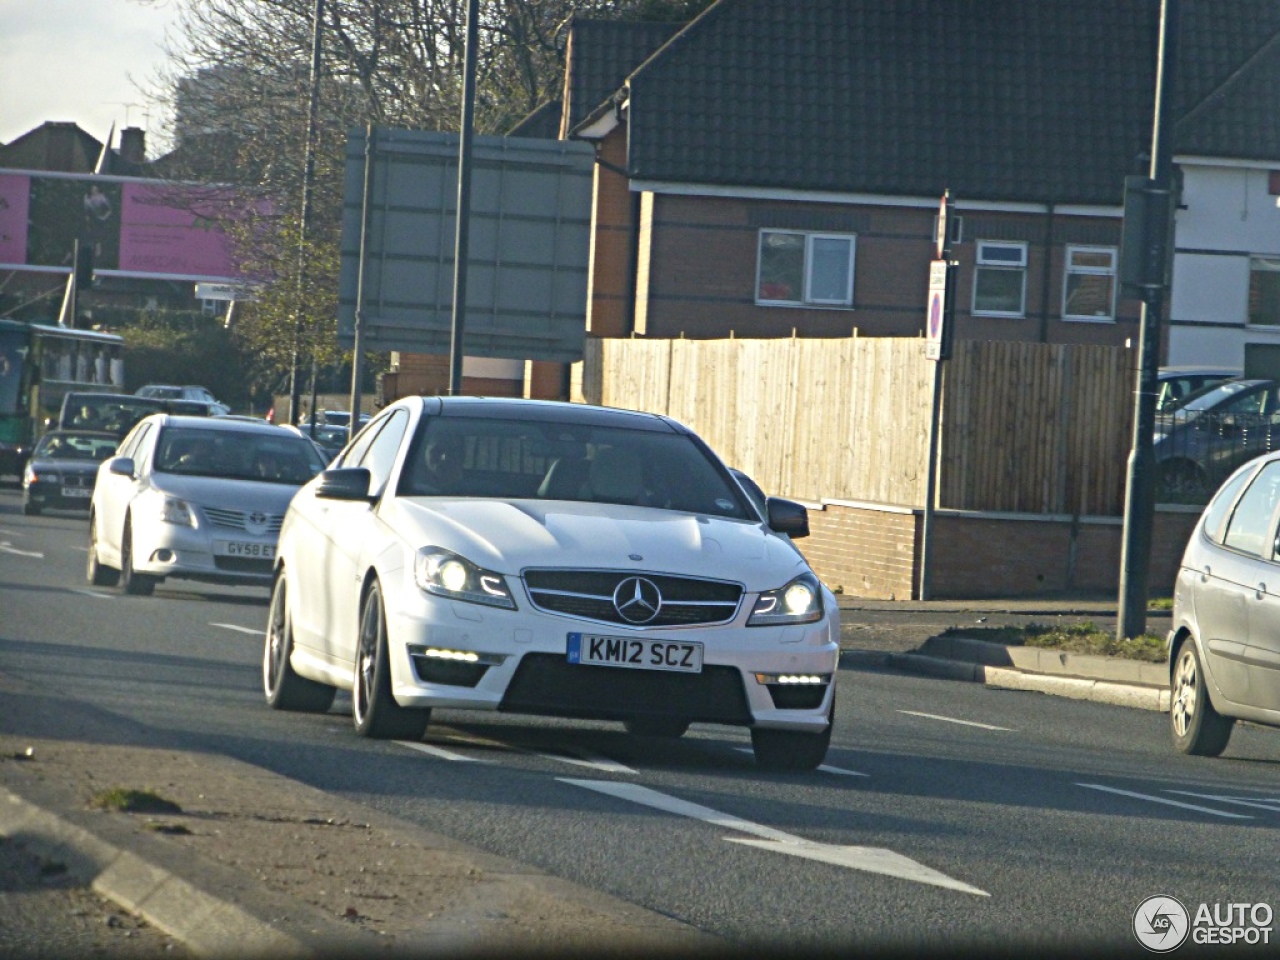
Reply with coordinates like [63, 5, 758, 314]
[926, 259, 948, 360]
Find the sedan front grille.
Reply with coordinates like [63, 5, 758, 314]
[523, 569, 742, 627]
[203, 506, 284, 534]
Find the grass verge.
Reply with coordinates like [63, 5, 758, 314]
[941, 621, 1167, 662]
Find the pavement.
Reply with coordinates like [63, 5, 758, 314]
[0, 595, 1173, 958]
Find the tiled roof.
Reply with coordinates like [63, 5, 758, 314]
[507, 100, 564, 139]
[606, 0, 1280, 206]
[562, 18, 684, 134]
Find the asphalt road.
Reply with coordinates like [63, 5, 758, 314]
[1, 487, 1279, 955]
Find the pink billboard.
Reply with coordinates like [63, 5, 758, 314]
[0, 172, 252, 282]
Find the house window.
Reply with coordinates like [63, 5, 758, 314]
[972, 240, 1027, 317]
[1062, 246, 1117, 321]
[1249, 256, 1280, 326]
[756, 231, 855, 307]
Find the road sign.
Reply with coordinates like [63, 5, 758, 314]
[926, 259, 948, 360]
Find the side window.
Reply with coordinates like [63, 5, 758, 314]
[357, 410, 409, 493]
[338, 414, 390, 468]
[1202, 464, 1256, 544]
[1221, 461, 1280, 556]
[117, 422, 151, 461]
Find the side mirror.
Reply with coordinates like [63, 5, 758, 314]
[765, 496, 810, 539]
[107, 456, 135, 478]
[315, 467, 375, 502]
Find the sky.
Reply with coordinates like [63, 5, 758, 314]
[0, 0, 178, 152]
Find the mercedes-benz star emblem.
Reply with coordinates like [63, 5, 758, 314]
[613, 576, 662, 624]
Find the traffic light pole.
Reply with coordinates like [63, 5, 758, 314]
[1117, 0, 1180, 641]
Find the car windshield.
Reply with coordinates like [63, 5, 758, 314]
[1174, 380, 1262, 416]
[34, 431, 118, 461]
[154, 426, 328, 483]
[65, 395, 166, 435]
[399, 416, 754, 519]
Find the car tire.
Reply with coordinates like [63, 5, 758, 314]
[352, 582, 430, 740]
[23, 499, 40, 516]
[751, 691, 834, 771]
[86, 514, 120, 587]
[1170, 638, 1234, 756]
[624, 718, 690, 738]
[263, 572, 336, 713]
[119, 516, 156, 597]
[1158, 459, 1207, 499]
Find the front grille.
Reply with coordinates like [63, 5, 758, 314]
[60, 474, 94, 489]
[203, 507, 284, 534]
[523, 569, 742, 627]
[212, 556, 273, 575]
[500, 653, 752, 725]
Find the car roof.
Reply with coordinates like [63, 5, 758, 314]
[141, 414, 302, 436]
[417, 396, 684, 433]
[1158, 366, 1241, 377]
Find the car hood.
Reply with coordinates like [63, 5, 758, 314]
[150, 475, 302, 514]
[388, 498, 808, 588]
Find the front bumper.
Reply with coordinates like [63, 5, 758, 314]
[25, 479, 94, 511]
[132, 520, 277, 585]
[382, 584, 839, 732]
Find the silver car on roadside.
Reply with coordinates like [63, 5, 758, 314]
[1168, 450, 1280, 754]
[88, 415, 328, 595]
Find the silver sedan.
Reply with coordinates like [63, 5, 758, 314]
[88, 415, 328, 595]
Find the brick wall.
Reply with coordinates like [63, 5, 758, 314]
[799, 501, 1200, 601]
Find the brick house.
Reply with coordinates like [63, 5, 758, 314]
[513, 0, 1280, 368]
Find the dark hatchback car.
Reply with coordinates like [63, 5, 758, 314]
[1154, 379, 1280, 496]
[22, 429, 119, 515]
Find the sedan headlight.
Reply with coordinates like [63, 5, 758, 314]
[748, 572, 824, 626]
[414, 547, 516, 609]
[159, 496, 196, 527]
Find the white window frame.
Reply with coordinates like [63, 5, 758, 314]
[1062, 245, 1117, 322]
[972, 240, 1028, 318]
[755, 230, 856, 308]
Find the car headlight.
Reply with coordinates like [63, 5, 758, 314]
[748, 572, 824, 626]
[159, 496, 196, 527]
[414, 547, 516, 609]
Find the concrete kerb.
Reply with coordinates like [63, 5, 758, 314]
[0, 788, 328, 959]
[842, 634, 1172, 713]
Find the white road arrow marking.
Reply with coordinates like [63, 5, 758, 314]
[397, 741, 489, 763]
[536, 751, 637, 774]
[210, 623, 261, 635]
[0, 542, 43, 559]
[897, 710, 1013, 731]
[1078, 783, 1253, 819]
[68, 588, 114, 600]
[1165, 790, 1280, 813]
[560, 778, 989, 897]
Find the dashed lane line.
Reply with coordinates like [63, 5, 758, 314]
[733, 747, 869, 777]
[68, 588, 115, 600]
[897, 710, 1014, 732]
[0, 542, 43, 559]
[210, 623, 261, 635]
[397, 740, 490, 763]
[1165, 790, 1280, 813]
[1078, 783, 1253, 819]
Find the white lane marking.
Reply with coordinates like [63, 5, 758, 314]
[733, 747, 869, 777]
[0, 528, 24, 537]
[397, 731, 636, 773]
[535, 752, 637, 774]
[1165, 791, 1280, 813]
[397, 740, 489, 763]
[560, 778, 989, 897]
[68, 588, 115, 600]
[210, 623, 261, 635]
[897, 710, 1013, 732]
[1078, 783, 1253, 819]
[0, 542, 43, 559]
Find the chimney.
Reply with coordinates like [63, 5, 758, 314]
[120, 127, 146, 165]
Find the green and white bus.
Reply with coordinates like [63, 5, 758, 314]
[0, 319, 125, 478]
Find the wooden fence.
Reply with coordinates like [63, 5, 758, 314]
[580, 335, 1135, 516]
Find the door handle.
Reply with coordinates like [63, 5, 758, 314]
[1258, 582, 1268, 600]
[1201, 565, 1211, 583]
